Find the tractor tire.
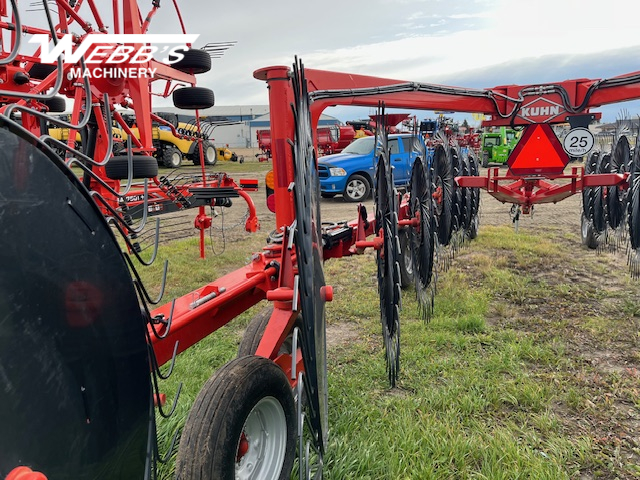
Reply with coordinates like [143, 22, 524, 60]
[191, 140, 217, 166]
[28, 63, 57, 80]
[42, 96, 67, 113]
[173, 86, 215, 110]
[175, 356, 296, 480]
[161, 145, 182, 168]
[169, 48, 211, 74]
[343, 174, 370, 202]
[105, 155, 158, 180]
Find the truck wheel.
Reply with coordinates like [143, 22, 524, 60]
[175, 356, 296, 480]
[343, 174, 370, 202]
[169, 48, 212, 74]
[105, 155, 158, 180]
[173, 86, 215, 110]
[398, 229, 414, 289]
[161, 145, 182, 168]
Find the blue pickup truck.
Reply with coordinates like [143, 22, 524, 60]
[318, 134, 426, 202]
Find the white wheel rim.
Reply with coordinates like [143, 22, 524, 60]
[235, 396, 287, 480]
[172, 152, 181, 167]
[346, 179, 366, 199]
[206, 146, 215, 162]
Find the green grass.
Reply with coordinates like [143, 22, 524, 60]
[141, 223, 640, 479]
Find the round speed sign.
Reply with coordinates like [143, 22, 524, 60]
[563, 127, 595, 156]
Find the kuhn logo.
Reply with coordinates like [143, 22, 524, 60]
[518, 97, 564, 123]
[29, 34, 199, 64]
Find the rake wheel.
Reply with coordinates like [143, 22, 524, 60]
[290, 59, 328, 454]
[0, 120, 151, 478]
[628, 145, 640, 251]
[408, 156, 435, 318]
[582, 151, 599, 221]
[593, 153, 610, 233]
[450, 147, 464, 232]
[374, 129, 402, 387]
[608, 136, 631, 230]
[460, 152, 473, 232]
[432, 144, 453, 246]
[468, 153, 480, 239]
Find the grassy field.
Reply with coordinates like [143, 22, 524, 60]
[142, 214, 640, 478]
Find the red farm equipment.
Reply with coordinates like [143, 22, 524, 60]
[256, 128, 271, 161]
[4, 0, 640, 477]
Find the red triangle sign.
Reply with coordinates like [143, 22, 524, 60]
[507, 124, 569, 175]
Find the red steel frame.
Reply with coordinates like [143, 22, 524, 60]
[5, 3, 640, 477]
[149, 65, 640, 386]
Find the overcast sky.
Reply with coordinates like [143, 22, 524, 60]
[147, 0, 640, 123]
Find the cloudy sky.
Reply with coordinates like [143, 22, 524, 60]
[150, 0, 640, 123]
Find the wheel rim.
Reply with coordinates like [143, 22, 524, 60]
[206, 145, 215, 162]
[236, 396, 287, 480]
[171, 151, 181, 167]
[403, 245, 413, 277]
[346, 179, 366, 200]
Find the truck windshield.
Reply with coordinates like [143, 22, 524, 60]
[342, 136, 375, 155]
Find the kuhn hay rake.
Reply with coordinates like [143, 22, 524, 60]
[3, 1, 640, 479]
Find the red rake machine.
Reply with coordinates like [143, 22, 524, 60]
[3, 1, 640, 478]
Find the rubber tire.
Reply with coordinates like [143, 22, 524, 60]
[175, 356, 296, 480]
[468, 214, 479, 240]
[173, 86, 215, 110]
[581, 213, 598, 249]
[105, 155, 158, 180]
[191, 140, 217, 166]
[482, 151, 489, 168]
[238, 307, 273, 356]
[343, 173, 370, 202]
[238, 306, 302, 357]
[43, 96, 66, 113]
[28, 63, 57, 80]
[169, 48, 212, 74]
[161, 145, 182, 168]
[398, 229, 414, 289]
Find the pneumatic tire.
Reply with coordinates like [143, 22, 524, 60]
[173, 86, 215, 110]
[175, 356, 296, 480]
[343, 174, 370, 202]
[169, 48, 212, 74]
[105, 155, 158, 180]
[161, 145, 182, 168]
